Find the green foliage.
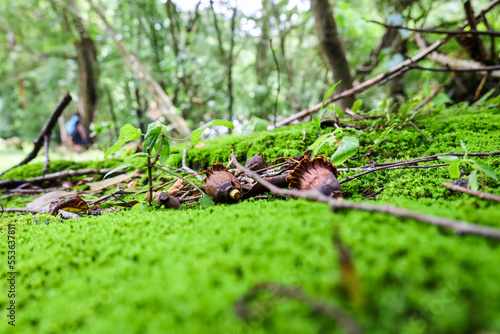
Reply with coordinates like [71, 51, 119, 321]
[104, 124, 142, 159]
[189, 120, 234, 145]
[330, 136, 359, 165]
[438, 142, 498, 191]
[312, 81, 341, 131]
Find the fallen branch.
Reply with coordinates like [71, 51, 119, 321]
[0, 93, 72, 177]
[414, 33, 500, 78]
[275, 0, 500, 128]
[409, 64, 500, 72]
[231, 154, 500, 240]
[0, 168, 121, 189]
[442, 182, 500, 203]
[368, 20, 500, 37]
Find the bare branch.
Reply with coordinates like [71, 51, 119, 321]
[368, 20, 500, 37]
[231, 154, 500, 240]
[442, 182, 500, 203]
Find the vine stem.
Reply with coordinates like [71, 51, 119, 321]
[146, 147, 153, 206]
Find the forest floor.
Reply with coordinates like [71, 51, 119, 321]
[1, 99, 500, 334]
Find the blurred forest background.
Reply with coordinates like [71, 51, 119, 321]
[0, 0, 499, 152]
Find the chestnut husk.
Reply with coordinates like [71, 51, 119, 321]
[204, 163, 242, 203]
[286, 155, 343, 199]
[245, 153, 268, 171]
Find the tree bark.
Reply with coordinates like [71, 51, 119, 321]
[311, 0, 354, 110]
[68, 0, 100, 136]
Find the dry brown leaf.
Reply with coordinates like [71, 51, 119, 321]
[166, 178, 184, 196]
[194, 142, 210, 148]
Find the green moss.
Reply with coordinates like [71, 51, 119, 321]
[1, 159, 123, 180]
[1, 101, 500, 333]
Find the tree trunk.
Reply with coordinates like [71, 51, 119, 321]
[311, 0, 354, 110]
[254, 0, 273, 118]
[69, 0, 100, 136]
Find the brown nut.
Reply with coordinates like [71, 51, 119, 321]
[286, 155, 343, 199]
[204, 163, 242, 203]
[245, 153, 268, 171]
[156, 191, 181, 209]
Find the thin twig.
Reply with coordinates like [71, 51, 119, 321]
[0, 168, 123, 189]
[147, 147, 153, 206]
[442, 182, 500, 203]
[368, 20, 500, 37]
[409, 64, 500, 72]
[1, 93, 72, 177]
[43, 134, 50, 173]
[270, 38, 281, 128]
[408, 121, 432, 141]
[231, 154, 500, 240]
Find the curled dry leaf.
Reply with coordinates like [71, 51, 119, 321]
[245, 153, 268, 171]
[287, 155, 343, 199]
[166, 178, 184, 196]
[49, 197, 89, 216]
[205, 162, 242, 203]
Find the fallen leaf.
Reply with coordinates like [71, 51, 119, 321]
[194, 142, 210, 148]
[166, 178, 184, 196]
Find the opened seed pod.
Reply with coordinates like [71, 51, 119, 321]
[286, 155, 343, 199]
[204, 163, 242, 203]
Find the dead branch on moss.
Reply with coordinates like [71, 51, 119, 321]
[0, 93, 72, 177]
[234, 282, 361, 334]
[231, 154, 500, 240]
[0, 168, 122, 189]
[442, 182, 500, 203]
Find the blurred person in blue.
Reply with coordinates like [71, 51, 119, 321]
[65, 114, 88, 148]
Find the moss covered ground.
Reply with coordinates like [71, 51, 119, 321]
[1, 99, 500, 333]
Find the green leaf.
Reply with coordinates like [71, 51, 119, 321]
[432, 92, 453, 106]
[158, 140, 171, 164]
[104, 162, 135, 179]
[318, 81, 342, 120]
[468, 170, 479, 191]
[312, 135, 335, 158]
[125, 152, 150, 159]
[438, 155, 461, 163]
[199, 194, 214, 209]
[330, 136, 359, 165]
[104, 124, 142, 158]
[471, 159, 498, 181]
[351, 99, 363, 112]
[143, 121, 164, 153]
[449, 162, 461, 179]
[460, 140, 468, 155]
[190, 120, 234, 145]
[308, 133, 331, 152]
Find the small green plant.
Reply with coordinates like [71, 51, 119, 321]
[308, 128, 360, 165]
[438, 141, 498, 191]
[312, 81, 342, 131]
[103, 119, 233, 208]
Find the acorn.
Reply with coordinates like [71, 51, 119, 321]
[286, 155, 343, 199]
[245, 153, 268, 171]
[204, 163, 242, 203]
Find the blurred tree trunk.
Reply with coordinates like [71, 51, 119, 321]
[68, 0, 100, 136]
[311, 0, 354, 110]
[255, 0, 273, 118]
